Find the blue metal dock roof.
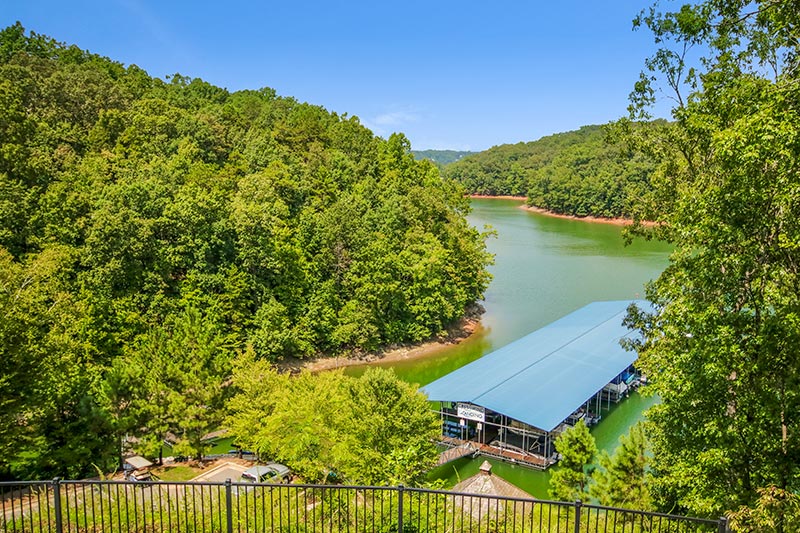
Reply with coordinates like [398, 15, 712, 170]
[420, 300, 645, 433]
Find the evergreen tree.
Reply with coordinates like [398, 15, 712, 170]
[589, 422, 650, 510]
[549, 420, 597, 502]
[116, 308, 232, 461]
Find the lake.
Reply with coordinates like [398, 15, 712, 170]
[348, 198, 671, 497]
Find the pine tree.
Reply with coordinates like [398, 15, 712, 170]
[549, 420, 597, 502]
[590, 422, 650, 510]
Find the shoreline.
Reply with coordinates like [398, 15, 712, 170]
[278, 306, 484, 374]
[520, 204, 640, 227]
[281, 198, 653, 374]
[469, 194, 651, 227]
[469, 194, 528, 201]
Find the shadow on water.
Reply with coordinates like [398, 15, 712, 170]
[345, 199, 671, 498]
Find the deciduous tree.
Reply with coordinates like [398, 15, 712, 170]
[624, 0, 800, 518]
[227, 360, 439, 485]
[333, 368, 439, 485]
[0, 23, 492, 478]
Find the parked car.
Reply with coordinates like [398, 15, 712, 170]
[240, 463, 291, 484]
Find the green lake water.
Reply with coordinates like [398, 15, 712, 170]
[347, 198, 671, 497]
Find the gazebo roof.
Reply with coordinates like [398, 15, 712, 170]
[453, 461, 534, 499]
[452, 461, 534, 519]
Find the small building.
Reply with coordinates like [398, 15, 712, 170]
[123, 455, 154, 481]
[421, 300, 646, 469]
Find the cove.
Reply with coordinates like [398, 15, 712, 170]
[346, 198, 671, 497]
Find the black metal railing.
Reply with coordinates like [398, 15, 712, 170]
[0, 479, 728, 532]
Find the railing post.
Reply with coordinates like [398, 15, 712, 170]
[397, 485, 404, 533]
[718, 516, 729, 533]
[573, 500, 582, 533]
[225, 478, 233, 533]
[52, 478, 63, 533]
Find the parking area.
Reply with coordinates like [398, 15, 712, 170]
[191, 461, 248, 483]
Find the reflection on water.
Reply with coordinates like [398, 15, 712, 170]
[346, 199, 671, 497]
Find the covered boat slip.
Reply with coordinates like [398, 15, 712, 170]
[421, 300, 646, 469]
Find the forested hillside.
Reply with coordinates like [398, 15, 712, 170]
[445, 125, 656, 219]
[0, 23, 492, 479]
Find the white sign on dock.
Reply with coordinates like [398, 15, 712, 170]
[457, 403, 485, 422]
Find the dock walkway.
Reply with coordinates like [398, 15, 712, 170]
[438, 437, 554, 469]
[436, 443, 476, 466]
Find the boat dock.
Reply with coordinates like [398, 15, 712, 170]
[422, 300, 647, 471]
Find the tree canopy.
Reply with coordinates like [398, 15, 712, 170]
[0, 23, 492, 480]
[623, 0, 800, 520]
[226, 357, 439, 486]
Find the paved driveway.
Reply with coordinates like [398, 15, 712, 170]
[191, 461, 248, 483]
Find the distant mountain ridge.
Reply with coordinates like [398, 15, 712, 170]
[412, 150, 476, 166]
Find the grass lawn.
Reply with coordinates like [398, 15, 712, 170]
[208, 436, 235, 455]
[153, 464, 201, 482]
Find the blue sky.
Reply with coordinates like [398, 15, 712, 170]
[2, 1, 672, 151]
